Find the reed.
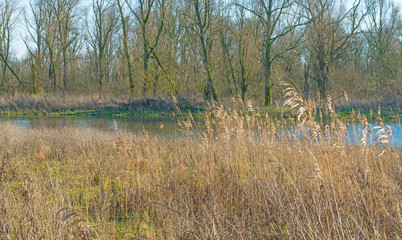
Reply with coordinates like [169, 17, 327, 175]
[0, 93, 202, 113]
[0, 94, 400, 239]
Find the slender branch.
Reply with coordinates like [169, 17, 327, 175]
[0, 53, 23, 85]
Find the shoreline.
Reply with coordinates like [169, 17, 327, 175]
[0, 106, 400, 123]
[0, 94, 400, 122]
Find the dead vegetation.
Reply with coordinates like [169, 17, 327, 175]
[0, 90, 400, 239]
[0, 93, 203, 113]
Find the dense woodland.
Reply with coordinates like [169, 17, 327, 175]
[0, 0, 401, 105]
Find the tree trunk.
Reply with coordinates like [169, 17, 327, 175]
[1, 64, 6, 90]
[264, 43, 272, 106]
[240, 58, 247, 102]
[221, 34, 238, 96]
[264, 0, 273, 106]
[117, 0, 135, 95]
[99, 51, 104, 91]
[318, 59, 327, 99]
[142, 22, 150, 97]
[127, 55, 135, 95]
[142, 50, 150, 97]
[303, 64, 310, 99]
[63, 51, 67, 91]
[318, 74, 327, 99]
[200, 34, 218, 102]
[264, 59, 272, 106]
[31, 62, 38, 94]
[49, 50, 57, 92]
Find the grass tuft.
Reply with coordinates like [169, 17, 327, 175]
[0, 94, 400, 239]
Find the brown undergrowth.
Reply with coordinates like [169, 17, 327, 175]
[0, 93, 202, 113]
[0, 89, 400, 239]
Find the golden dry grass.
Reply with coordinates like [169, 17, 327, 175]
[0, 95, 400, 239]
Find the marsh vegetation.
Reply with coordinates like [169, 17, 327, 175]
[0, 0, 401, 238]
[0, 91, 400, 239]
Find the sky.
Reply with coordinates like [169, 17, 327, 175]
[11, 0, 92, 59]
[10, 0, 402, 59]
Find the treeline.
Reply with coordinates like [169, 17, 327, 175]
[0, 0, 401, 105]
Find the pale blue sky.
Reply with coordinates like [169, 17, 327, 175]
[11, 0, 402, 59]
[12, 0, 91, 59]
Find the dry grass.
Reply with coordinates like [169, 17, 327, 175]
[0, 90, 401, 239]
[0, 93, 122, 111]
[0, 93, 203, 112]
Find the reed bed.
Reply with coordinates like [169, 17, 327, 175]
[0, 90, 400, 239]
[0, 93, 123, 111]
[0, 93, 201, 112]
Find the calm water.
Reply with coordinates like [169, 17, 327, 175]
[345, 123, 402, 146]
[0, 116, 178, 136]
[282, 123, 402, 147]
[0, 116, 401, 146]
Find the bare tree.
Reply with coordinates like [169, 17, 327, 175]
[126, 0, 166, 97]
[234, 3, 257, 102]
[117, 0, 136, 94]
[0, 0, 397, 102]
[24, 0, 47, 94]
[185, 0, 219, 102]
[89, 0, 118, 92]
[235, 0, 306, 106]
[152, 0, 184, 96]
[0, 0, 18, 90]
[42, 1, 59, 92]
[300, 0, 366, 99]
[52, 0, 81, 91]
[163, 1, 197, 95]
[217, 1, 238, 97]
[363, 0, 401, 83]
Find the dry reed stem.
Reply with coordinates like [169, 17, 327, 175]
[0, 99, 400, 239]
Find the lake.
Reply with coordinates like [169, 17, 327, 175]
[0, 115, 178, 136]
[0, 115, 401, 146]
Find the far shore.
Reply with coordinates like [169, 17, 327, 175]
[0, 94, 400, 122]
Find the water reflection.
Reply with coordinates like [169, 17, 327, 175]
[279, 123, 402, 147]
[346, 123, 401, 146]
[0, 116, 178, 136]
[0, 116, 400, 146]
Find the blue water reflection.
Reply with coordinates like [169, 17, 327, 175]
[0, 116, 400, 146]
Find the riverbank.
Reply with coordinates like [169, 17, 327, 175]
[0, 106, 400, 239]
[0, 94, 400, 122]
[0, 94, 205, 118]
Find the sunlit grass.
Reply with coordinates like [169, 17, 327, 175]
[0, 92, 400, 239]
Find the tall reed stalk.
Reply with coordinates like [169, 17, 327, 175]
[0, 90, 400, 239]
